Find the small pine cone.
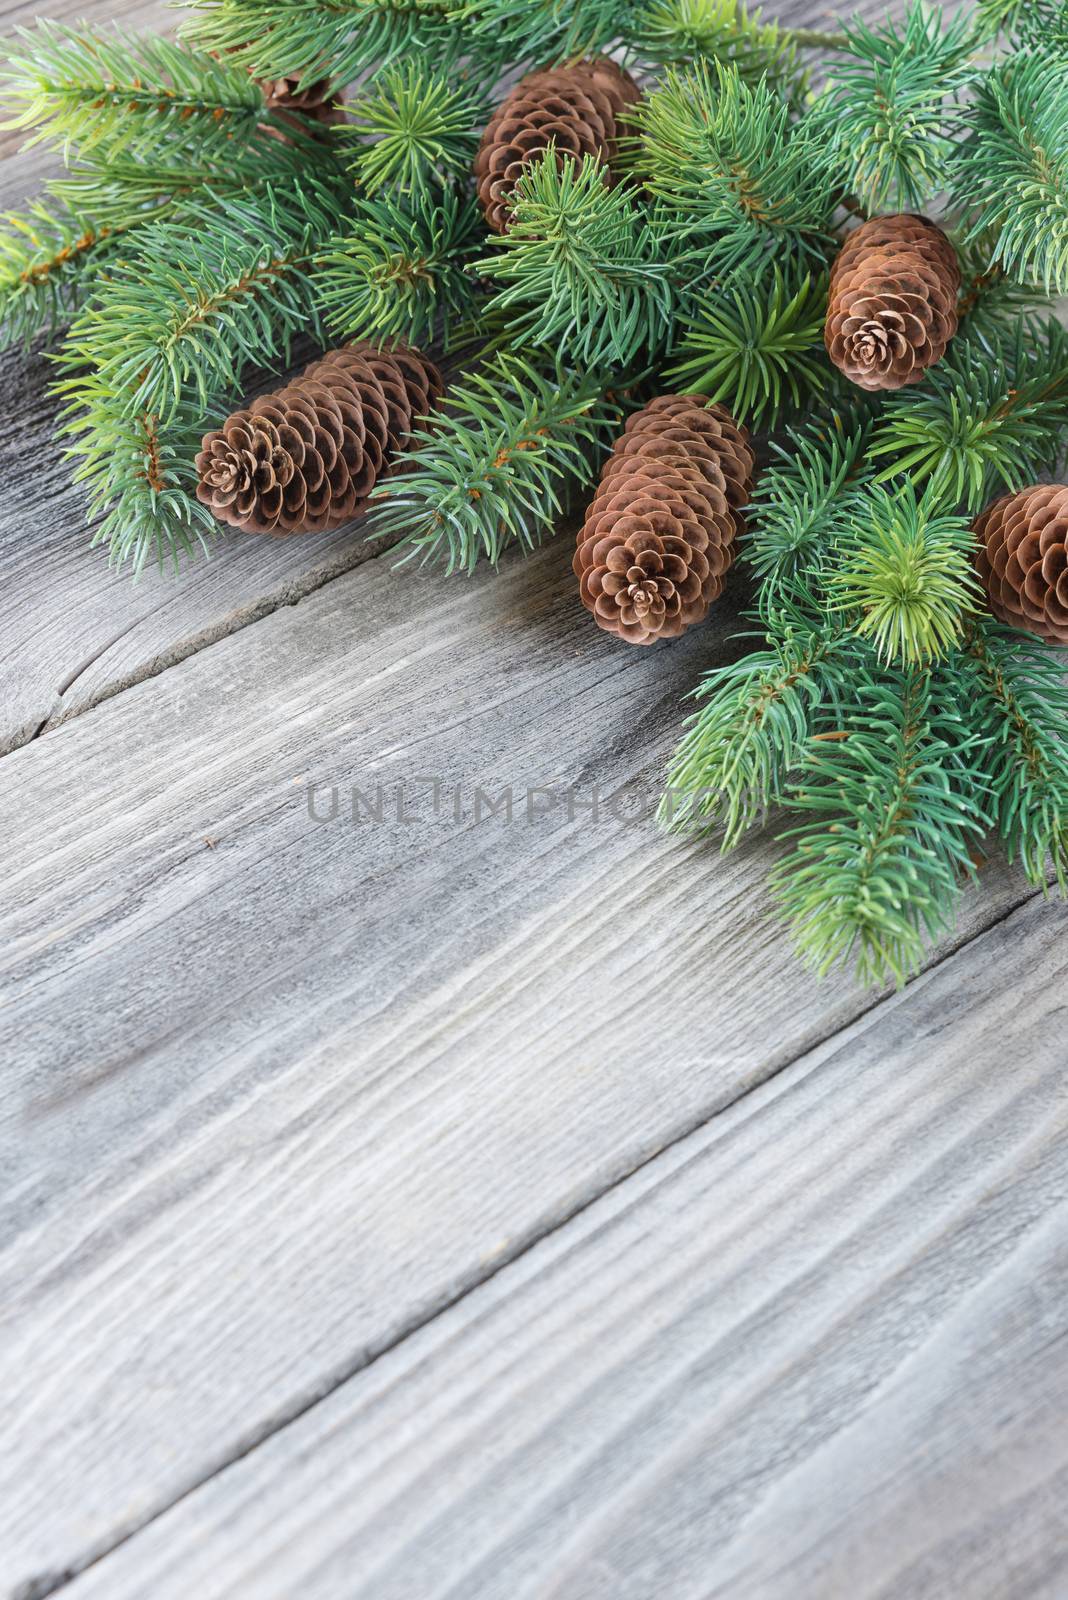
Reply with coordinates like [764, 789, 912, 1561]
[474, 56, 641, 232]
[195, 342, 442, 536]
[259, 75, 345, 129]
[574, 395, 754, 645]
[974, 484, 1068, 645]
[825, 213, 960, 392]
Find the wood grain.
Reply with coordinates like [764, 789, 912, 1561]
[0, 532, 1039, 1598]
[52, 887, 1068, 1600]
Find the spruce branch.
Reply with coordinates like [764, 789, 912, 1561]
[344, 62, 488, 198]
[668, 268, 830, 428]
[0, 195, 120, 347]
[368, 353, 619, 572]
[625, 0, 800, 93]
[183, 0, 460, 90]
[811, 2, 977, 213]
[868, 320, 1068, 511]
[475, 155, 675, 371]
[316, 189, 481, 348]
[660, 624, 851, 846]
[963, 621, 1068, 891]
[952, 52, 1068, 292]
[745, 417, 874, 616]
[827, 484, 981, 666]
[452, 0, 621, 65]
[636, 60, 838, 280]
[771, 668, 990, 988]
[54, 178, 343, 568]
[0, 22, 269, 164]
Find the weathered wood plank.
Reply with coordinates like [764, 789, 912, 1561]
[0, 531, 1041, 1597]
[51, 887, 1068, 1600]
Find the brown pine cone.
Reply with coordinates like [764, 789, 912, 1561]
[974, 484, 1068, 644]
[259, 75, 345, 129]
[474, 56, 641, 232]
[574, 395, 754, 645]
[825, 213, 960, 392]
[195, 342, 442, 536]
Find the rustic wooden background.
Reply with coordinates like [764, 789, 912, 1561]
[3, 3, 1067, 1598]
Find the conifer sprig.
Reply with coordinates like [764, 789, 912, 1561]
[661, 625, 851, 846]
[771, 669, 990, 987]
[827, 485, 981, 666]
[963, 622, 1068, 890]
[183, 0, 460, 90]
[345, 63, 489, 198]
[812, 3, 977, 212]
[952, 53, 1068, 292]
[369, 354, 619, 572]
[627, 0, 799, 90]
[868, 320, 1068, 511]
[0, 196, 120, 348]
[636, 61, 838, 279]
[316, 190, 481, 347]
[0, 23, 269, 163]
[668, 269, 830, 426]
[475, 155, 676, 371]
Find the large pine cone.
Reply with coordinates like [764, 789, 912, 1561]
[574, 395, 754, 645]
[474, 57, 641, 232]
[195, 342, 442, 536]
[825, 213, 960, 392]
[974, 483, 1068, 644]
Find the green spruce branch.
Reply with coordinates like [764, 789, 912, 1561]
[316, 188, 481, 348]
[475, 155, 676, 372]
[771, 668, 990, 987]
[344, 62, 489, 198]
[0, 23, 270, 163]
[368, 353, 619, 572]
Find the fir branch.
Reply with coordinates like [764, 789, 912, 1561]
[452, 0, 620, 64]
[344, 62, 488, 198]
[868, 320, 1068, 512]
[368, 353, 619, 572]
[636, 60, 838, 280]
[0, 22, 268, 163]
[183, 0, 460, 90]
[54, 178, 344, 568]
[668, 269, 830, 428]
[771, 668, 990, 988]
[54, 178, 340, 423]
[316, 189, 481, 348]
[745, 416, 874, 616]
[827, 484, 981, 666]
[963, 621, 1068, 890]
[951, 52, 1068, 292]
[810, 3, 977, 213]
[660, 624, 851, 846]
[626, 0, 799, 91]
[475, 155, 675, 371]
[0, 195, 120, 347]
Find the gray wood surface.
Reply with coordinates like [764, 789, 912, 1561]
[54, 888, 1068, 1600]
[2, 1, 1066, 1598]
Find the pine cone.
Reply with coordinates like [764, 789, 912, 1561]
[474, 57, 641, 232]
[825, 213, 960, 392]
[974, 483, 1068, 644]
[259, 74, 346, 130]
[574, 395, 754, 645]
[195, 341, 443, 536]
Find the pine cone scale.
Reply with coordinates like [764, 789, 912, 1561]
[975, 484, 1068, 642]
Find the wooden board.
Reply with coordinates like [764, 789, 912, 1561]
[0, 530, 1042, 1598]
[48, 888, 1068, 1600]
[3, 1, 1067, 1598]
